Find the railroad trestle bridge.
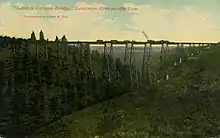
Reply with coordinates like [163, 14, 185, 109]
[27, 39, 218, 89]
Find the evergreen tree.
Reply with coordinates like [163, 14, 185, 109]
[31, 31, 36, 40]
[70, 85, 80, 111]
[55, 36, 60, 65]
[61, 35, 67, 41]
[61, 35, 68, 57]
[21, 42, 31, 82]
[39, 30, 44, 41]
[0, 88, 25, 137]
[55, 36, 59, 41]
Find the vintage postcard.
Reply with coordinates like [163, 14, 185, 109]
[0, 0, 219, 137]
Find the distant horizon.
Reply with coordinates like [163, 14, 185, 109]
[0, 34, 218, 44]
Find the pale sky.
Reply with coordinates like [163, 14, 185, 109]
[0, 0, 220, 42]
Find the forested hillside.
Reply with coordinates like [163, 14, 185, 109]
[0, 32, 139, 138]
[0, 31, 214, 138]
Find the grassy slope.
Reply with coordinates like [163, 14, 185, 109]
[31, 45, 220, 138]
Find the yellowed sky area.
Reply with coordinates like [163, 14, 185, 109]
[0, 2, 219, 42]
